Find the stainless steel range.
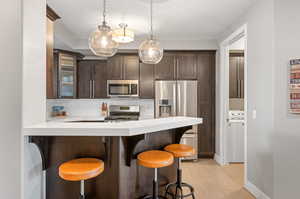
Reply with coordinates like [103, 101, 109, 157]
[106, 105, 140, 121]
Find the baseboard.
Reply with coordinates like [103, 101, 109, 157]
[244, 181, 271, 199]
[214, 153, 224, 165]
[198, 152, 214, 158]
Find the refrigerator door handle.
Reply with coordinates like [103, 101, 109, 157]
[177, 82, 181, 116]
[173, 83, 177, 116]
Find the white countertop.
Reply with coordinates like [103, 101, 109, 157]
[23, 117, 202, 136]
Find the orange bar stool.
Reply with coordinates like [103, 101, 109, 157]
[164, 144, 196, 199]
[138, 150, 174, 199]
[59, 158, 104, 199]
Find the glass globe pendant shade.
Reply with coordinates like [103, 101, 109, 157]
[89, 23, 119, 57]
[138, 38, 163, 64]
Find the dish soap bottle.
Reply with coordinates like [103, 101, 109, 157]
[101, 103, 108, 117]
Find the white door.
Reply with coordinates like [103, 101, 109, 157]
[226, 122, 245, 163]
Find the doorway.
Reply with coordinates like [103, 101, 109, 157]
[218, 24, 248, 185]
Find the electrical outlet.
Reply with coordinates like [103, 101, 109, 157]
[252, 110, 257, 119]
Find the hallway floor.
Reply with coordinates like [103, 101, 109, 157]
[182, 159, 255, 199]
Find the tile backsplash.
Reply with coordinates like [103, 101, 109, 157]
[47, 99, 154, 120]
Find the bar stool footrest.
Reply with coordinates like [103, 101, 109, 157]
[140, 195, 168, 199]
[165, 182, 195, 199]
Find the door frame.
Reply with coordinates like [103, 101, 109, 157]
[218, 24, 248, 185]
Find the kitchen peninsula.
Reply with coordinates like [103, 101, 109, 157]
[23, 117, 202, 199]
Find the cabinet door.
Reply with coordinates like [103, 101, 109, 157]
[238, 56, 244, 98]
[93, 61, 108, 98]
[77, 61, 93, 98]
[107, 55, 123, 80]
[176, 54, 197, 80]
[58, 53, 77, 98]
[123, 55, 140, 80]
[229, 56, 238, 98]
[139, 63, 154, 99]
[154, 54, 176, 80]
[197, 52, 216, 158]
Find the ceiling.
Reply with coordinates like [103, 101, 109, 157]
[48, 0, 256, 42]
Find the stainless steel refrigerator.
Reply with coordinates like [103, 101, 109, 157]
[155, 80, 198, 160]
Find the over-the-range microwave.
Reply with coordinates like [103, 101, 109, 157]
[107, 80, 139, 97]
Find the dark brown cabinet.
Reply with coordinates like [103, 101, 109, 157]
[46, 6, 60, 99]
[154, 54, 176, 80]
[139, 63, 155, 99]
[107, 55, 139, 80]
[176, 54, 197, 80]
[78, 60, 107, 99]
[77, 61, 92, 98]
[154, 53, 197, 80]
[229, 52, 244, 98]
[197, 52, 216, 158]
[94, 61, 107, 98]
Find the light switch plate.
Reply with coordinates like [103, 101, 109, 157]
[252, 110, 257, 119]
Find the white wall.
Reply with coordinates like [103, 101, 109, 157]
[23, 0, 46, 126]
[0, 0, 22, 198]
[273, 0, 300, 198]
[22, 0, 47, 199]
[217, 0, 274, 197]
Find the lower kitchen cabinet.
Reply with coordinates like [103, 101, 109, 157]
[139, 63, 155, 99]
[78, 60, 107, 99]
[226, 122, 245, 163]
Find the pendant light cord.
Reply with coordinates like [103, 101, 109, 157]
[150, 0, 153, 39]
[103, 0, 107, 25]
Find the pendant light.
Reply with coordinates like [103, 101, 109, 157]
[139, 0, 163, 64]
[89, 0, 118, 57]
[112, 23, 135, 43]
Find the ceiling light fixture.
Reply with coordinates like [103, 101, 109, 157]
[139, 0, 163, 64]
[89, 0, 118, 57]
[112, 23, 134, 43]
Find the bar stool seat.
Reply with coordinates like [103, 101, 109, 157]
[138, 150, 174, 168]
[59, 158, 104, 181]
[138, 150, 174, 199]
[164, 144, 196, 199]
[59, 158, 104, 199]
[164, 144, 195, 158]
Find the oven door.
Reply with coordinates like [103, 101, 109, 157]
[107, 80, 139, 97]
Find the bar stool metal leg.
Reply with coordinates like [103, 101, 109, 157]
[80, 180, 85, 199]
[141, 168, 168, 199]
[165, 158, 195, 199]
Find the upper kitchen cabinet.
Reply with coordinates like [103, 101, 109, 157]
[77, 61, 94, 98]
[107, 55, 123, 80]
[139, 63, 155, 99]
[78, 60, 107, 99]
[154, 53, 197, 80]
[176, 53, 197, 80]
[229, 51, 244, 98]
[123, 55, 140, 80]
[46, 6, 60, 99]
[94, 61, 108, 98]
[154, 53, 176, 80]
[54, 49, 84, 99]
[107, 54, 139, 80]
